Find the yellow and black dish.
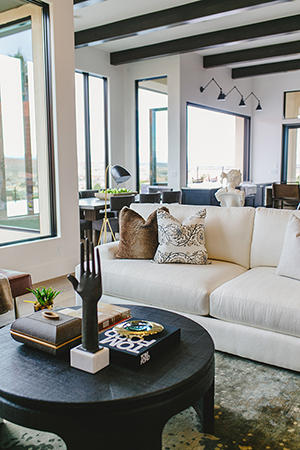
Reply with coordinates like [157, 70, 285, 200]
[114, 320, 164, 338]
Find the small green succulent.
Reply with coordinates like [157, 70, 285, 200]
[27, 286, 61, 307]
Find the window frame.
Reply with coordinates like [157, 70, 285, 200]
[0, 0, 56, 247]
[135, 76, 168, 192]
[283, 90, 300, 120]
[186, 102, 251, 185]
[281, 124, 300, 183]
[75, 70, 109, 190]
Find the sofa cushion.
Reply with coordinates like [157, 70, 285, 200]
[210, 266, 300, 338]
[275, 213, 300, 281]
[153, 207, 209, 265]
[250, 208, 300, 268]
[132, 204, 255, 269]
[100, 258, 247, 316]
[115, 207, 164, 260]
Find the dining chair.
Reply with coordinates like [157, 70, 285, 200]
[162, 190, 182, 204]
[92, 194, 136, 244]
[80, 219, 92, 243]
[78, 189, 98, 199]
[139, 192, 161, 203]
[271, 183, 300, 209]
[148, 186, 173, 194]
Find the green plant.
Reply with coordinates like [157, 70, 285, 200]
[27, 286, 61, 308]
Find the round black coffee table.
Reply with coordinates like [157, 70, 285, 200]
[0, 305, 214, 450]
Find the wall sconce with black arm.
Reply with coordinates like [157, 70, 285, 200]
[225, 86, 246, 107]
[200, 77, 262, 110]
[200, 77, 226, 100]
[244, 91, 262, 111]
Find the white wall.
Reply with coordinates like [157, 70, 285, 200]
[179, 53, 253, 183]
[75, 48, 259, 189]
[252, 71, 300, 183]
[75, 46, 126, 186]
[75, 48, 182, 190]
[0, 0, 80, 283]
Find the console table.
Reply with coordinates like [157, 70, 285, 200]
[0, 305, 214, 450]
[182, 184, 270, 207]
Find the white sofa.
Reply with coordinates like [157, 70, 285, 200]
[77, 204, 300, 372]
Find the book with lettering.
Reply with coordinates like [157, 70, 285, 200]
[98, 319, 180, 368]
[10, 304, 131, 356]
[56, 303, 131, 332]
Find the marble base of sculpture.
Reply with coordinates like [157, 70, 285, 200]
[70, 345, 109, 374]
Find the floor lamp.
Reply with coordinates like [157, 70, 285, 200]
[99, 164, 131, 244]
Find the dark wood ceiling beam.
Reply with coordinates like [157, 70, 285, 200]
[204, 40, 300, 68]
[110, 14, 300, 65]
[75, 0, 291, 47]
[232, 58, 300, 78]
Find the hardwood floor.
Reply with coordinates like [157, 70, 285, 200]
[0, 274, 77, 328]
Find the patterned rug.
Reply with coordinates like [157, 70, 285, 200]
[1, 351, 300, 450]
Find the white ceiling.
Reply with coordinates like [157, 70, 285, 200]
[74, 0, 300, 68]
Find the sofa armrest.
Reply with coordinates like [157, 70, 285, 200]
[96, 241, 119, 261]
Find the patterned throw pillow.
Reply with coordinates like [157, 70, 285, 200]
[275, 213, 300, 281]
[153, 208, 210, 264]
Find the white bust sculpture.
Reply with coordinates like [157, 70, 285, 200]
[215, 169, 245, 207]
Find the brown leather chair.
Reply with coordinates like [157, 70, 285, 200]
[0, 269, 32, 319]
[271, 183, 300, 209]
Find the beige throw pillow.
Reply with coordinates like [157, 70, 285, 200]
[275, 213, 300, 281]
[115, 207, 168, 260]
[154, 208, 210, 264]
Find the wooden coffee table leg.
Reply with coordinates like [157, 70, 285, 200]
[193, 379, 214, 434]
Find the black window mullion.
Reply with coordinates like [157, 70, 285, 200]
[42, 2, 56, 236]
[83, 72, 91, 189]
[103, 77, 109, 188]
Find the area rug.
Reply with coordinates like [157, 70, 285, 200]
[1, 351, 300, 450]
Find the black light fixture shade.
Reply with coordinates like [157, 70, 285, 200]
[200, 78, 225, 101]
[217, 90, 226, 100]
[111, 165, 131, 184]
[239, 97, 246, 107]
[245, 92, 262, 111]
[200, 79, 262, 111]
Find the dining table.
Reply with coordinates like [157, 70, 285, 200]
[79, 197, 107, 221]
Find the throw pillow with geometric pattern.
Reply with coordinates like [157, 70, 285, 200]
[153, 208, 210, 264]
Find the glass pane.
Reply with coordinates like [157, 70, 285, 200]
[89, 76, 105, 190]
[138, 77, 168, 192]
[0, 4, 52, 246]
[286, 127, 300, 183]
[150, 108, 168, 185]
[75, 72, 86, 190]
[284, 91, 300, 119]
[187, 105, 245, 187]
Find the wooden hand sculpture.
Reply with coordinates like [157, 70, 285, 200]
[68, 239, 102, 353]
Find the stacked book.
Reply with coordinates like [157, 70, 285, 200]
[10, 303, 130, 355]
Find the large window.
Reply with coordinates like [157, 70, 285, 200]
[282, 125, 300, 183]
[75, 71, 108, 191]
[136, 77, 168, 192]
[282, 92, 300, 183]
[284, 91, 300, 119]
[0, 1, 54, 246]
[187, 103, 250, 187]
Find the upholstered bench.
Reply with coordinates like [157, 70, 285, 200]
[0, 269, 32, 319]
